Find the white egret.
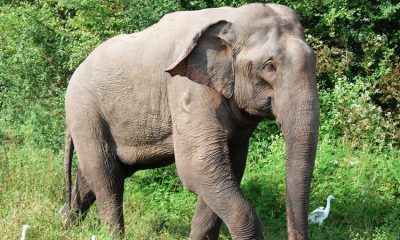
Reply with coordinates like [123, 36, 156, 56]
[20, 224, 30, 240]
[308, 195, 335, 226]
[91, 235, 97, 240]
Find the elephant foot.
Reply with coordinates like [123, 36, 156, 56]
[58, 203, 70, 227]
[58, 203, 85, 228]
[58, 203, 77, 228]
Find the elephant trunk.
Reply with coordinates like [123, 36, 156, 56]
[279, 84, 319, 239]
[275, 46, 319, 239]
[283, 102, 319, 239]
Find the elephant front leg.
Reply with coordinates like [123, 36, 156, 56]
[173, 131, 263, 239]
[168, 83, 263, 239]
[189, 138, 251, 240]
[184, 156, 263, 240]
[190, 197, 223, 240]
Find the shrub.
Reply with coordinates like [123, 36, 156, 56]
[320, 76, 398, 149]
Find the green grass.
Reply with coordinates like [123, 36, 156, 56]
[0, 133, 399, 239]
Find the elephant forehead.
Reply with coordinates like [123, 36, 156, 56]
[235, 23, 304, 60]
[251, 19, 304, 45]
[237, 38, 285, 65]
[233, 4, 303, 35]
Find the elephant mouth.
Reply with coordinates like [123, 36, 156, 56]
[260, 98, 273, 114]
[243, 97, 274, 119]
[258, 96, 275, 119]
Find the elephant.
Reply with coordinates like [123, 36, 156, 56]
[61, 3, 320, 240]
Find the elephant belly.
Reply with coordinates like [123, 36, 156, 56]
[115, 135, 175, 167]
[109, 109, 174, 167]
[99, 81, 174, 167]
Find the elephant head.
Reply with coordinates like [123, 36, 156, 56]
[166, 4, 319, 239]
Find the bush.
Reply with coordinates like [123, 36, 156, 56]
[320, 76, 398, 149]
[2, 0, 399, 150]
[0, 0, 182, 150]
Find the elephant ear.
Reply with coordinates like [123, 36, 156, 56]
[165, 21, 235, 98]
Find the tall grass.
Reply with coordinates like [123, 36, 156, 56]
[1, 132, 398, 239]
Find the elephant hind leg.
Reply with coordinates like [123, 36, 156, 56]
[69, 114, 125, 236]
[61, 168, 96, 227]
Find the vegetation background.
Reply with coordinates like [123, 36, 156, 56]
[0, 0, 399, 239]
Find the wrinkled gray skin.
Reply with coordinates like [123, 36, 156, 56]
[61, 3, 319, 240]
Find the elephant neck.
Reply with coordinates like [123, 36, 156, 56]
[227, 97, 261, 129]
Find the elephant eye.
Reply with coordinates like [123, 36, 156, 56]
[262, 61, 276, 72]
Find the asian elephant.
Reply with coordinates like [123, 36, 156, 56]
[61, 3, 319, 240]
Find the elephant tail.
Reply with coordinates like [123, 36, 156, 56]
[64, 129, 74, 210]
